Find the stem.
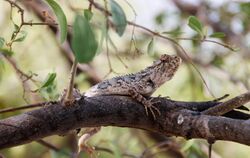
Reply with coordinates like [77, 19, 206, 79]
[0, 102, 47, 114]
[64, 58, 78, 104]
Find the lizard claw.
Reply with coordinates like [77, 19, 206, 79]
[128, 89, 161, 120]
[144, 98, 161, 120]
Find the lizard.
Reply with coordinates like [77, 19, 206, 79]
[77, 54, 182, 154]
[84, 54, 182, 119]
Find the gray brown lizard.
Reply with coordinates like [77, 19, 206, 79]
[84, 54, 182, 119]
[77, 54, 182, 154]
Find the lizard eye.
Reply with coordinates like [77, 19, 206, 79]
[147, 79, 154, 86]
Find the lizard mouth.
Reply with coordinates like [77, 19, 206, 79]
[160, 54, 182, 67]
[151, 54, 182, 86]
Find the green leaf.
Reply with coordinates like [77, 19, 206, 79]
[0, 37, 5, 48]
[110, 0, 127, 36]
[240, 3, 250, 16]
[211, 55, 224, 67]
[39, 82, 59, 101]
[187, 16, 203, 36]
[209, 32, 225, 38]
[84, 9, 93, 21]
[0, 48, 14, 56]
[14, 23, 19, 32]
[147, 38, 155, 56]
[40, 73, 57, 89]
[181, 139, 195, 152]
[72, 14, 98, 63]
[45, 0, 67, 43]
[11, 23, 20, 40]
[13, 31, 27, 42]
[231, 46, 240, 52]
[155, 12, 166, 25]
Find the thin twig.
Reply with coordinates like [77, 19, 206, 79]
[64, 58, 78, 105]
[140, 141, 182, 158]
[0, 102, 47, 114]
[4, 0, 71, 49]
[3, 55, 36, 102]
[4, 56, 35, 82]
[208, 143, 212, 158]
[94, 146, 114, 155]
[103, 0, 115, 78]
[23, 22, 72, 27]
[88, 0, 112, 16]
[4, 0, 24, 49]
[36, 139, 70, 156]
[88, 0, 215, 97]
[176, 37, 236, 51]
[36, 139, 60, 151]
[127, 22, 215, 98]
[5, 0, 24, 12]
[94, 146, 138, 158]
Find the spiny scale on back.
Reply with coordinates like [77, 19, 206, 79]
[78, 54, 181, 153]
[84, 54, 182, 98]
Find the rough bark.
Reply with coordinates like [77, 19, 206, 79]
[0, 95, 249, 149]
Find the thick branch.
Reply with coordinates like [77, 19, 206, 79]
[0, 95, 249, 149]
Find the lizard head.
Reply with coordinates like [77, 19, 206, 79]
[148, 54, 182, 88]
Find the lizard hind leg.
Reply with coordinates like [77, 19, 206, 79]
[78, 127, 101, 156]
[128, 89, 161, 120]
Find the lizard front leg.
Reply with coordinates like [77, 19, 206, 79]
[128, 89, 161, 120]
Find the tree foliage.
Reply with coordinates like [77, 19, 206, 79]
[0, 0, 250, 158]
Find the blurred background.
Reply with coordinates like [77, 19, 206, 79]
[0, 0, 250, 157]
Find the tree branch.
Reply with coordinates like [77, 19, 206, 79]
[202, 91, 250, 116]
[0, 94, 250, 149]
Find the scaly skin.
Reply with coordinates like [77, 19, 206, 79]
[84, 54, 182, 119]
[78, 54, 182, 154]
